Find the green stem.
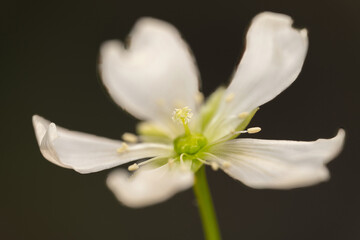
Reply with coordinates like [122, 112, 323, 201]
[193, 166, 221, 240]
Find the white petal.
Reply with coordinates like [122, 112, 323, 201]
[207, 129, 345, 189]
[100, 18, 200, 127]
[205, 12, 308, 140]
[32, 115, 173, 173]
[227, 12, 308, 114]
[107, 165, 193, 208]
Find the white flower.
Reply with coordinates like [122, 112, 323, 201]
[33, 12, 345, 208]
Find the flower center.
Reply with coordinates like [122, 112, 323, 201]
[174, 133, 207, 155]
[172, 107, 207, 156]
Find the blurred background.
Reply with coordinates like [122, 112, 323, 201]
[1, 0, 359, 239]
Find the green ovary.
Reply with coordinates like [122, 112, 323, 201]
[174, 134, 207, 155]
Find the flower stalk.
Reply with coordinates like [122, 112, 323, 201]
[193, 166, 221, 240]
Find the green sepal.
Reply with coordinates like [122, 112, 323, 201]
[136, 121, 172, 143]
[198, 87, 225, 132]
[230, 107, 259, 140]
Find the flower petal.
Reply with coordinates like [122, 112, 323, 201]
[205, 12, 308, 141]
[207, 129, 345, 189]
[32, 115, 173, 173]
[106, 165, 193, 208]
[227, 12, 308, 112]
[100, 18, 200, 127]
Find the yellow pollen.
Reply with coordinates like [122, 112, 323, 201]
[116, 143, 129, 153]
[247, 127, 261, 134]
[172, 106, 193, 125]
[225, 93, 235, 102]
[128, 163, 139, 171]
[238, 112, 249, 119]
[222, 161, 231, 168]
[122, 132, 138, 143]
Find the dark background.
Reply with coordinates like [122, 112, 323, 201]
[1, 0, 359, 239]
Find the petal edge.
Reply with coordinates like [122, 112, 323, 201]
[207, 129, 345, 189]
[32, 115, 173, 173]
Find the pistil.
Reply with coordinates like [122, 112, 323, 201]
[172, 106, 193, 136]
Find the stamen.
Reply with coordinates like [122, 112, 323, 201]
[128, 163, 139, 171]
[195, 92, 204, 104]
[211, 162, 219, 171]
[200, 153, 223, 171]
[195, 157, 220, 171]
[225, 93, 235, 103]
[168, 158, 175, 168]
[116, 143, 129, 153]
[230, 127, 262, 135]
[196, 157, 210, 165]
[247, 127, 261, 134]
[135, 158, 157, 168]
[222, 161, 231, 168]
[238, 112, 249, 119]
[128, 156, 164, 172]
[180, 153, 185, 164]
[180, 153, 187, 171]
[230, 129, 238, 135]
[122, 132, 138, 143]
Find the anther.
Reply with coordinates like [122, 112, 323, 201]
[195, 92, 204, 104]
[225, 93, 235, 103]
[211, 162, 219, 171]
[116, 143, 129, 153]
[122, 132, 138, 143]
[222, 161, 231, 168]
[247, 127, 261, 134]
[128, 163, 139, 171]
[172, 106, 193, 125]
[230, 127, 262, 136]
[238, 112, 249, 119]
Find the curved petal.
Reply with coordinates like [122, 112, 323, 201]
[205, 12, 308, 141]
[99, 17, 200, 129]
[207, 129, 345, 189]
[32, 115, 173, 173]
[106, 165, 193, 208]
